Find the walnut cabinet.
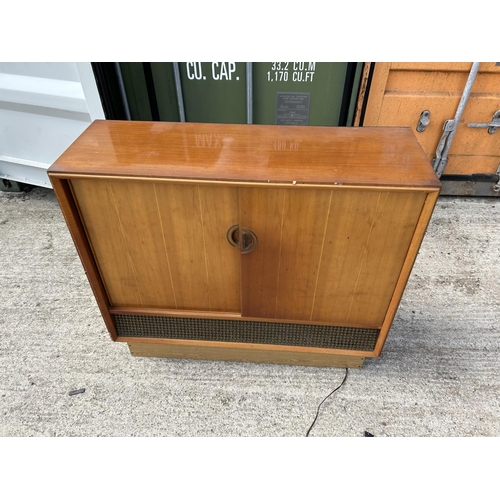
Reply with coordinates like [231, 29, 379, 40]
[48, 121, 441, 368]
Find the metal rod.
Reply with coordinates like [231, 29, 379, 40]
[441, 62, 480, 154]
[246, 62, 253, 124]
[433, 62, 480, 177]
[172, 62, 186, 122]
[113, 62, 131, 121]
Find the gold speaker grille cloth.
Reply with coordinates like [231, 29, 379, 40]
[114, 314, 379, 351]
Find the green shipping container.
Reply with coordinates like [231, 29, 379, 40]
[92, 62, 363, 126]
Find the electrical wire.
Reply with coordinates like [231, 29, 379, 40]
[305, 368, 349, 437]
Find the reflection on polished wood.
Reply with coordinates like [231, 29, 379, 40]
[50, 120, 440, 189]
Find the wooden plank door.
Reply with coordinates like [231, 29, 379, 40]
[364, 62, 500, 177]
[239, 186, 427, 326]
[70, 178, 241, 313]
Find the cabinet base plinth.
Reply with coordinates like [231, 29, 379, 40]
[127, 342, 365, 368]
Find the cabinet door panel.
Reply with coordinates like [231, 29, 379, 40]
[239, 187, 285, 318]
[240, 187, 426, 325]
[312, 190, 426, 325]
[240, 187, 332, 320]
[71, 179, 240, 312]
[70, 178, 144, 307]
[155, 183, 241, 312]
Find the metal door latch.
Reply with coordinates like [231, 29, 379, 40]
[416, 110, 431, 132]
[467, 110, 500, 134]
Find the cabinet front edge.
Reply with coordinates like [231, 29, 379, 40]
[48, 172, 440, 192]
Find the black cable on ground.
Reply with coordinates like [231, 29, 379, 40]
[306, 368, 349, 437]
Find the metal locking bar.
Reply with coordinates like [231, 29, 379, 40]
[467, 110, 500, 134]
[432, 62, 481, 177]
[433, 119, 457, 177]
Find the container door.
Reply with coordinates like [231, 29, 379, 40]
[363, 62, 500, 196]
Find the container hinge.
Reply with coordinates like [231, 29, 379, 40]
[467, 110, 500, 134]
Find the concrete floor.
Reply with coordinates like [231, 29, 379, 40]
[0, 187, 499, 436]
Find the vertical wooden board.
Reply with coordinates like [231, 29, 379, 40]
[70, 178, 143, 307]
[198, 185, 241, 312]
[153, 183, 209, 310]
[311, 190, 384, 324]
[106, 180, 177, 308]
[346, 191, 427, 325]
[275, 189, 333, 320]
[154, 183, 240, 312]
[240, 187, 285, 318]
[312, 189, 426, 326]
[363, 63, 391, 126]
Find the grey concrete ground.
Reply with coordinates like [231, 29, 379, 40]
[0, 187, 499, 436]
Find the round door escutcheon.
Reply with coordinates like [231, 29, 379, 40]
[241, 227, 258, 254]
[226, 224, 240, 248]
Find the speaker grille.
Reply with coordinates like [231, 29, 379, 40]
[114, 314, 379, 351]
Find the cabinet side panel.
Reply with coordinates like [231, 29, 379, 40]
[50, 176, 117, 340]
[70, 178, 144, 307]
[374, 190, 440, 355]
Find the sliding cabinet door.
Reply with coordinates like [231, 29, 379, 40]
[71, 178, 241, 313]
[239, 187, 426, 325]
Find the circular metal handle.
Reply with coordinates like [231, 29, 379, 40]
[226, 224, 240, 248]
[226, 225, 258, 253]
[241, 227, 258, 254]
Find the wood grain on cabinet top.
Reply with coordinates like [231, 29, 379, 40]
[49, 120, 441, 189]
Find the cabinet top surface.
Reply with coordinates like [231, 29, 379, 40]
[49, 120, 441, 189]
